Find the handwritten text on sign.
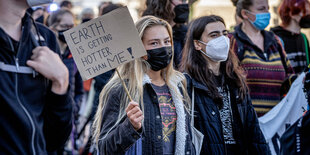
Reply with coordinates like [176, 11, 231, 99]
[64, 7, 146, 80]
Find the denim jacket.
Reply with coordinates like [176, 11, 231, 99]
[97, 74, 193, 155]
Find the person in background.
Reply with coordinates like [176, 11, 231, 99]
[229, 0, 294, 117]
[92, 2, 123, 120]
[92, 15, 193, 155]
[0, 0, 72, 154]
[60, 0, 73, 10]
[78, 3, 123, 155]
[271, 0, 310, 74]
[30, 6, 45, 24]
[180, 15, 270, 155]
[81, 8, 95, 23]
[143, 0, 189, 70]
[48, 8, 84, 154]
[98, 1, 112, 17]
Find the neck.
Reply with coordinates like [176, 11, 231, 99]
[59, 41, 67, 54]
[281, 21, 301, 34]
[207, 59, 221, 76]
[241, 20, 261, 38]
[147, 69, 165, 86]
[0, 0, 28, 40]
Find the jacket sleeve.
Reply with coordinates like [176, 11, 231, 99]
[39, 24, 73, 151]
[246, 94, 271, 155]
[44, 88, 73, 151]
[74, 72, 84, 104]
[98, 88, 142, 155]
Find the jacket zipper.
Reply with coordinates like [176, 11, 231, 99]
[10, 25, 37, 155]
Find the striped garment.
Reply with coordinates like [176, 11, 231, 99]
[230, 24, 294, 116]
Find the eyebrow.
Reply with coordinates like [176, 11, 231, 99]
[208, 30, 228, 35]
[147, 37, 171, 41]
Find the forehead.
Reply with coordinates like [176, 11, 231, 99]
[59, 13, 74, 23]
[143, 25, 170, 40]
[203, 22, 226, 34]
[252, 0, 269, 7]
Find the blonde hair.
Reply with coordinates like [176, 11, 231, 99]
[92, 15, 189, 149]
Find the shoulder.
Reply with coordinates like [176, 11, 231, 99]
[36, 22, 56, 38]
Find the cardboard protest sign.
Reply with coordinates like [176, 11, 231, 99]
[64, 7, 146, 80]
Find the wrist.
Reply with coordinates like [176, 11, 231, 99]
[51, 69, 69, 95]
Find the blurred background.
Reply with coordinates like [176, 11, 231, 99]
[48, 0, 310, 37]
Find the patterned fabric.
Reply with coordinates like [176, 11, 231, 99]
[229, 24, 294, 116]
[217, 86, 236, 145]
[151, 84, 177, 155]
[217, 87, 236, 144]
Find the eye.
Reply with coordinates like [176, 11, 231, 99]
[150, 41, 159, 46]
[223, 31, 228, 36]
[164, 39, 171, 44]
[210, 34, 218, 38]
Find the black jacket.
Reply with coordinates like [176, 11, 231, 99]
[0, 13, 72, 154]
[271, 26, 310, 74]
[185, 74, 270, 155]
[97, 75, 193, 155]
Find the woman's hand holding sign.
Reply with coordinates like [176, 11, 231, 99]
[126, 101, 143, 131]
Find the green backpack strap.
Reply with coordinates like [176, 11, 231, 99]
[301, 33, 309, 65]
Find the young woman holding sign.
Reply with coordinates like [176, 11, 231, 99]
[92, 16, 194, 155]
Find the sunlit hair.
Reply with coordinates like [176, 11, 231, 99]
[142, 0, 175, 23]
[92, 15, 189, 148]
[278, 0, 310, 26]
[180, 15, 248, 101]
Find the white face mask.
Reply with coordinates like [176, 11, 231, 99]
[199, 36, 230, 62]
[27, 0, 53, 7]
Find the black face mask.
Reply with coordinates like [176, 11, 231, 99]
[58, 29, 69, 43]
[146, 46, 172, 71]
[82, 18, 92, 23]
[173, 4, 189, 24]
[35, 15, 44, 24]
[300, 15, 310, 28]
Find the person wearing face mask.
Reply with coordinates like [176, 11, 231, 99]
[229, 0, 294, 117]
[48, 8, 84, 154]
[49, 9, 84, 107]
[92, 16, 194, 155]
[0, 0, 73, 154]
[143, 0, 189, 70]
[271, 0, 310, 74]
[180, 15, 270, 155]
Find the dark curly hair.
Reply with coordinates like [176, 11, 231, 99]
[142, 0, 175, 23]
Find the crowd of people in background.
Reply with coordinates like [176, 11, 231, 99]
[1, 0, 310, 154]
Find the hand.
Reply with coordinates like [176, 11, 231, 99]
[126, 101, 143, 131]
[26, 46, 69, 95]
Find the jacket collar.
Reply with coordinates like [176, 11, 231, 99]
[234, 23, 277, 52]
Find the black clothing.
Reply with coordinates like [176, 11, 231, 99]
[0, 13, 72, 154]
[271, 26, 310, 73]
[185, 74, 270, 155]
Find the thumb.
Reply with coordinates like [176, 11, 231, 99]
[26, 60, 38, 70]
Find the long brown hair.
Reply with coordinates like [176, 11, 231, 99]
[180, 15, 248, 100]
[142, 0, 175, 23]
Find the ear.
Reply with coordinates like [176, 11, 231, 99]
[194, 40, 202, 51]
[142, 55, 148, 60]
[241, 9, 249, 20]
